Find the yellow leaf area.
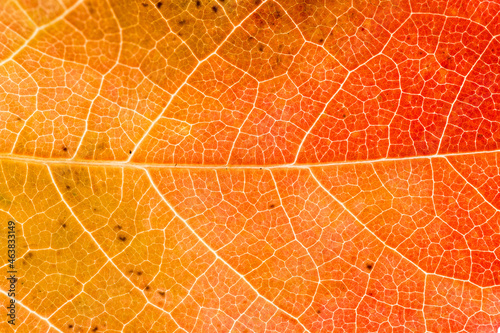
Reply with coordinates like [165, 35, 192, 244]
[1, 0, 500, 332]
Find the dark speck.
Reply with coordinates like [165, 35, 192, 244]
[142, 2, 148, 6]
[68, 324, 73, 329]
[269, 203, 275, 208]
[343, 114, 346, 118]
[62, 224, 66, 228]
[178, 19, 186, 25]
[254, 0, 261, 5]
[258, 45, 264, 52]
[88, 3, 95, 14]
[212, 5, 218, 13]
[66, 185, 71, 190]
[118, 236, 127, 242]
[145, 285, 151, 291]
[62, 146, 67, 151]
[129, 150, 132, 154]
[137, 271, 143, 276]
[319, 38, 324, 43]
[158, 290, 166, 297]
[114, 225, 122, 231]
[365, 263, 373, 271]
[156, 1, 162, 8]
[92, 326, 98, 332]
[26, 252, 33, 259]
[196, 0, 201, 7]
[316, 309, 321, 314]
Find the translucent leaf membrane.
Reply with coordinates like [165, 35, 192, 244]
[0, 0, 499, 332]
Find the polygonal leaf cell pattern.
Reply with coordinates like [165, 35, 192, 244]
[0, 0, 499, 332]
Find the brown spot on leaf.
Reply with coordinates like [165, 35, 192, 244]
[145, 285, 151, 291]
[156, 2, 162, 8]
[137, 271, 143, 276]
[118, 235, 127, 242]
[212, 5, 218, 13]
[62, 146, 67, 151]
[269, 203, 275, 208]
[114, 225, 122, 231]
[365, 262, 373, 271]
[142, 2, 148, 6]
[88, 2, 95, 15]
[196, 0, 201, 7]
[62, 224, 66, 228]
[158, 290, 166, 297]
[68, 324, 73, 329]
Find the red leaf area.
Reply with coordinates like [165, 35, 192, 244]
[0, 0, 500, 332]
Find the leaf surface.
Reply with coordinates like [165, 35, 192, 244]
[0, 0, 500, 332]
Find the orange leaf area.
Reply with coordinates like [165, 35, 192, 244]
[0, 0, 500, 332]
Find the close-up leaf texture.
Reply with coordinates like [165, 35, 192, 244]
[0, 0, 499, 332]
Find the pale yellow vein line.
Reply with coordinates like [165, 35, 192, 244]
[45, 165, 185, 331]
[126, 0, 269, 163]
[72, 0, 124, 160]
[307, 168, 487, 290]
[0, 0, 86, 67]
[0, 148, 499, 169]
[0, 288, 63, 332]
[227, 297, 259, 332]
[436, 34, 498, 153]
[268, 169, 321, 318]
[142, 167, 313, 333]
[443, 157, 499, 211]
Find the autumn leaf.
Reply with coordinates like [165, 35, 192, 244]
[0, 0, 499, 332]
